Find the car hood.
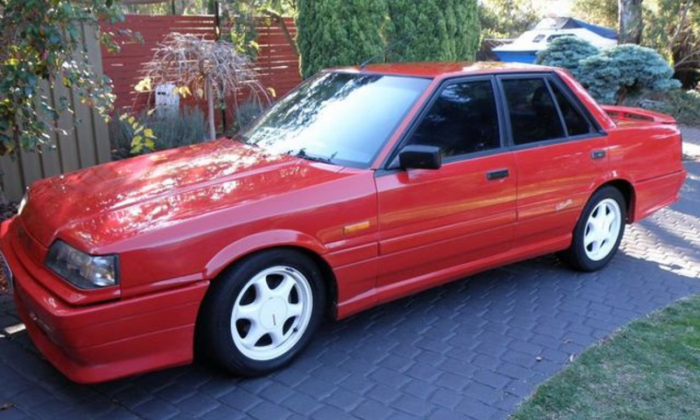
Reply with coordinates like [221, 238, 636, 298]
[20, 139, 346, 250]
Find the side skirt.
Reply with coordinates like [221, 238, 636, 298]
[335, 233, 572, 319]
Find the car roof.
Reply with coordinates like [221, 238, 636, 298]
[331, 61, 558, 78]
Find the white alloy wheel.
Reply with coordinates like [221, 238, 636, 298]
[231, 266, 313, 361]
[583, 198, 622, 261]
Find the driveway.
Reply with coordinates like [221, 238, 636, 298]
[1, 134, 699, 420]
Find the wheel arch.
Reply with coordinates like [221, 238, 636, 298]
[594, 178, 636, 222]
[203, 231, 339, 318]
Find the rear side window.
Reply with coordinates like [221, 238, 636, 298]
[406, 80, 501, 158]
[550, 81, 594, 137]
[501, 78, 565, 145]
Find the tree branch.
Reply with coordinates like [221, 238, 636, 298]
[261, 8, 298, 56]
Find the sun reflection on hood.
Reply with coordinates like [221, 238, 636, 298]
[20, 139, 346, 249]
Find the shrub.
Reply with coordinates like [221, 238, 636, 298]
[623, 88, 700, 126]
[578, 44, 681, 104]
[297, 0, 387, 79]
[536, 37, 599, 79]
[110, 107, 208, 160]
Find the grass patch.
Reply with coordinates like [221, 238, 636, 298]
[511, 296, 700, 420]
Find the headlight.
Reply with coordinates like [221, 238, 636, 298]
[17, 191, 28, 216]
[45, 241, 118, 289]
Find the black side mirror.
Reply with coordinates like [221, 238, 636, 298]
[399, 145, 442, 170]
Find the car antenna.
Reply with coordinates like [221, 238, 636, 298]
[359, 35, 413, 70]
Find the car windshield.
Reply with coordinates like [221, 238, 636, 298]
[239, 72, 431, 168]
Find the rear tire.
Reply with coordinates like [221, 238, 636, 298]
[559, 186, 626, 272]
[198, 249, 326, 376]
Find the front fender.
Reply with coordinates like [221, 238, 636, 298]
[204, 230, 328, 279]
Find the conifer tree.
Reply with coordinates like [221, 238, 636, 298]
[297, 0, 387, 78]
[386, 0, 480, 62]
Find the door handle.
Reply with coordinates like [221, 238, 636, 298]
[591, 150, 606, 160]
[486, 169, 510, 181]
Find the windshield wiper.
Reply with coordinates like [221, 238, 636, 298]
[291, 149, 334, 164]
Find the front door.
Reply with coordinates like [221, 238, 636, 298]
[375, 77, 517, 291]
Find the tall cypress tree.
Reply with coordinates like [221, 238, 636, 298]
[450, 0, 481, 60]
[297, 0, 387, 79]
[386, 0, 480, 62]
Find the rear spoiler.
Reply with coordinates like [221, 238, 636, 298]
[601, 105, 677, 125]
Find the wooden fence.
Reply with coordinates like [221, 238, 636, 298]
[0, 23, 111, 202]
[101, 15, 302, 114]
[1, 15, 301, 202]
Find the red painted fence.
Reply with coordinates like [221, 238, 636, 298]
[100, 15, 301, 115]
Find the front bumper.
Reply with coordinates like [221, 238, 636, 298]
[1, 218, 209, 384]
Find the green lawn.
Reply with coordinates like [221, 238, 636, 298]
[511, 296, 700, 420]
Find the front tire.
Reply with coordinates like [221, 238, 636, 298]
[560, 186, 626, 272]
[198, 249, 326, 376]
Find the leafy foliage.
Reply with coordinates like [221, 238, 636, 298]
[643, 0, 700, 86]
[572, 0, 700, 86]
[297, 0, 387, 79]
[118, 113, 157, 155]
[572, 0, 618, 29]
[623, 88, 700, 126]
[478, 0, 540, 40]
[0, 0, 129, 156]
[220, 0, 297, 59]
[536, 37, 599, 79]
[110, 107, 208, 160]
[578, 44, 681, 104]
[386, 0, 480, 63]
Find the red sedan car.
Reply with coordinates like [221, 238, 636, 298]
[0, 62, 685, 383]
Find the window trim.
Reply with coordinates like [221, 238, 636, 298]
[380, 75, 507, 172]
[548, 74, 605, 135]
[495, 73, 606, 151]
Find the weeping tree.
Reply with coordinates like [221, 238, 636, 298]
[141, 33, 270, 142]
[297, 0, 387, 78]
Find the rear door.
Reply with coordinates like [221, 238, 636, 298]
[375, 76, 517, 288]
[496, 74, 609, 244]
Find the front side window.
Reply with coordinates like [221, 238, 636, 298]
[240, 72, 431, 168]
[502, 78, 565, 145]
[406, 80, 501, 158]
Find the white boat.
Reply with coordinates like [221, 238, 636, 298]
[492, 17, 618, 64]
